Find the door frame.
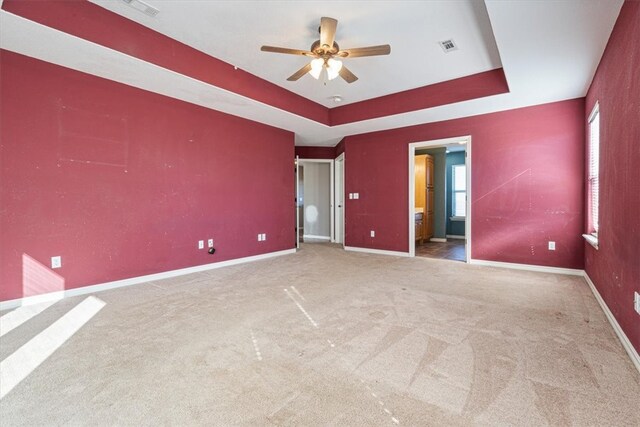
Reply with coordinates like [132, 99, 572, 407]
[295, 155, 300, 249]
[408, 136, 471, 261]
[334, 153, 345, 246]
[298, 158, 335, 242]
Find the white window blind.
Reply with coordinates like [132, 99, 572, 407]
[588, 104, 600, 235]
[452, 164, 466, 217]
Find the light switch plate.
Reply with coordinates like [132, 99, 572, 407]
[198, 240, 204, 249]
[370, 230, 375, 237]
[634, 292, 640, 315]
[548, 241, 556, 250]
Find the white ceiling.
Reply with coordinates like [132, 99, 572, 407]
[0, 0, 623, 146]
[89, 0, 503, 107]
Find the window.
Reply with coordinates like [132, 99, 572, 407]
[452, 164, 466, 218]
[588, 104, 600, 236]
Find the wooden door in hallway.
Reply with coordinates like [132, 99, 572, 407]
[415, 154, 434, 242]
[425, 154, 434, 240]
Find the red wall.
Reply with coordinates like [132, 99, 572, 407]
[343, 99, 585, 269]
[2, 0, 330, 125]
[295, 146, 336, 159]
[584, 1, 640, 353]
[330, 69, 509, 126]
[0, 51, 294, 301]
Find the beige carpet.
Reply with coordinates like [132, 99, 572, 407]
[1, 243, 638, 426]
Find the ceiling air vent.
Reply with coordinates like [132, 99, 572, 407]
[439, 39, 458, 53]
[121, 0, 159, 18]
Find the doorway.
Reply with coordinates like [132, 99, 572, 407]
[409, 136, 471, 262]
[296, 159, 334, 244]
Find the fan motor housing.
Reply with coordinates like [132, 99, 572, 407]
[311, 40, 339, 56]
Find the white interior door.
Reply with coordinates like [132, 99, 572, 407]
[334, 154, 344, 245]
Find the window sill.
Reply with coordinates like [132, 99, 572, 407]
[582, 234, 599, 250]
[450, 216, 466, 222]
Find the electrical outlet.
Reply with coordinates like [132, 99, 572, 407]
[548, 241, 556, 250]
[349, 193, 353, 199]
[208, 239, 214, 248]
[257, 234, 262, 241]
[354, 193, 360, 199]
[261, 233, 266, 241]
[370, 230, 375, 237]
[51, 256, 62, 269]
[635, 292, 640, 315]
[198, 240, 204, 249]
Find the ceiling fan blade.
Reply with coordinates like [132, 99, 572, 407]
[338, 65, 358, 84]
[287, 63, 313, 81]
[320, 17, 338, 50]
[337, 45, 391, 58]
[261, 46, 314, 57]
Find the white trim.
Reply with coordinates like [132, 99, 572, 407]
[446, 234, 466, 240]
[582, 234, 599, 250]
[588, 101, 600, 124]
[429, 238, 447, 243]
[409, 136, 471, 262]
[469, 259, 584, 276]
[334, 152, 345, 247]
[303, 234, 331, 241]
[295, 155, 300, 249]
[0, 249, 296, 311]
[298, 158, 335, 243]
[583, 272, 640, 373]
[344, 246, 410, 257]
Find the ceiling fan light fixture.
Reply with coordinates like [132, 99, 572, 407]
[309, 58, 324, 79]
[326, 58, 343, 80]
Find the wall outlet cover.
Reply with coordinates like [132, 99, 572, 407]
[208, 239, 214, 247]
[51, 256, 62, 269]
[198, 240, 204, 249]
[548, 241, 556, 250]
[370, 230, 375, 237]
[635, 292, 640, 315]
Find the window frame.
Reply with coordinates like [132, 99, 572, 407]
[451, 164, 466, 220]
[584, 102, 600, 249]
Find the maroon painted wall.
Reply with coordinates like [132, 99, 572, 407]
[584, 1, 640, 353]
[295, 146, 336, 160]
[2, 0, 330, 125]
[330, 69, 509, 126]
[0, 51, 294, 301]
[343, 99, 585, 269]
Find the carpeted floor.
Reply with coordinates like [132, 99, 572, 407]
[1, 243, 638, 426]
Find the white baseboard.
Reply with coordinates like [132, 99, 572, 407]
[0, 248, 296, 311]
[344, 246, 410, 257]
[446, 235, 465, 240]
[583, 272, 640, 373]
[303, 234, 331, 241]
[429, 238, 447, 243]
[469, 259, 584, 276]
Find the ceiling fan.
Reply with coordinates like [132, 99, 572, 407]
[261, 17, 391, 84]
